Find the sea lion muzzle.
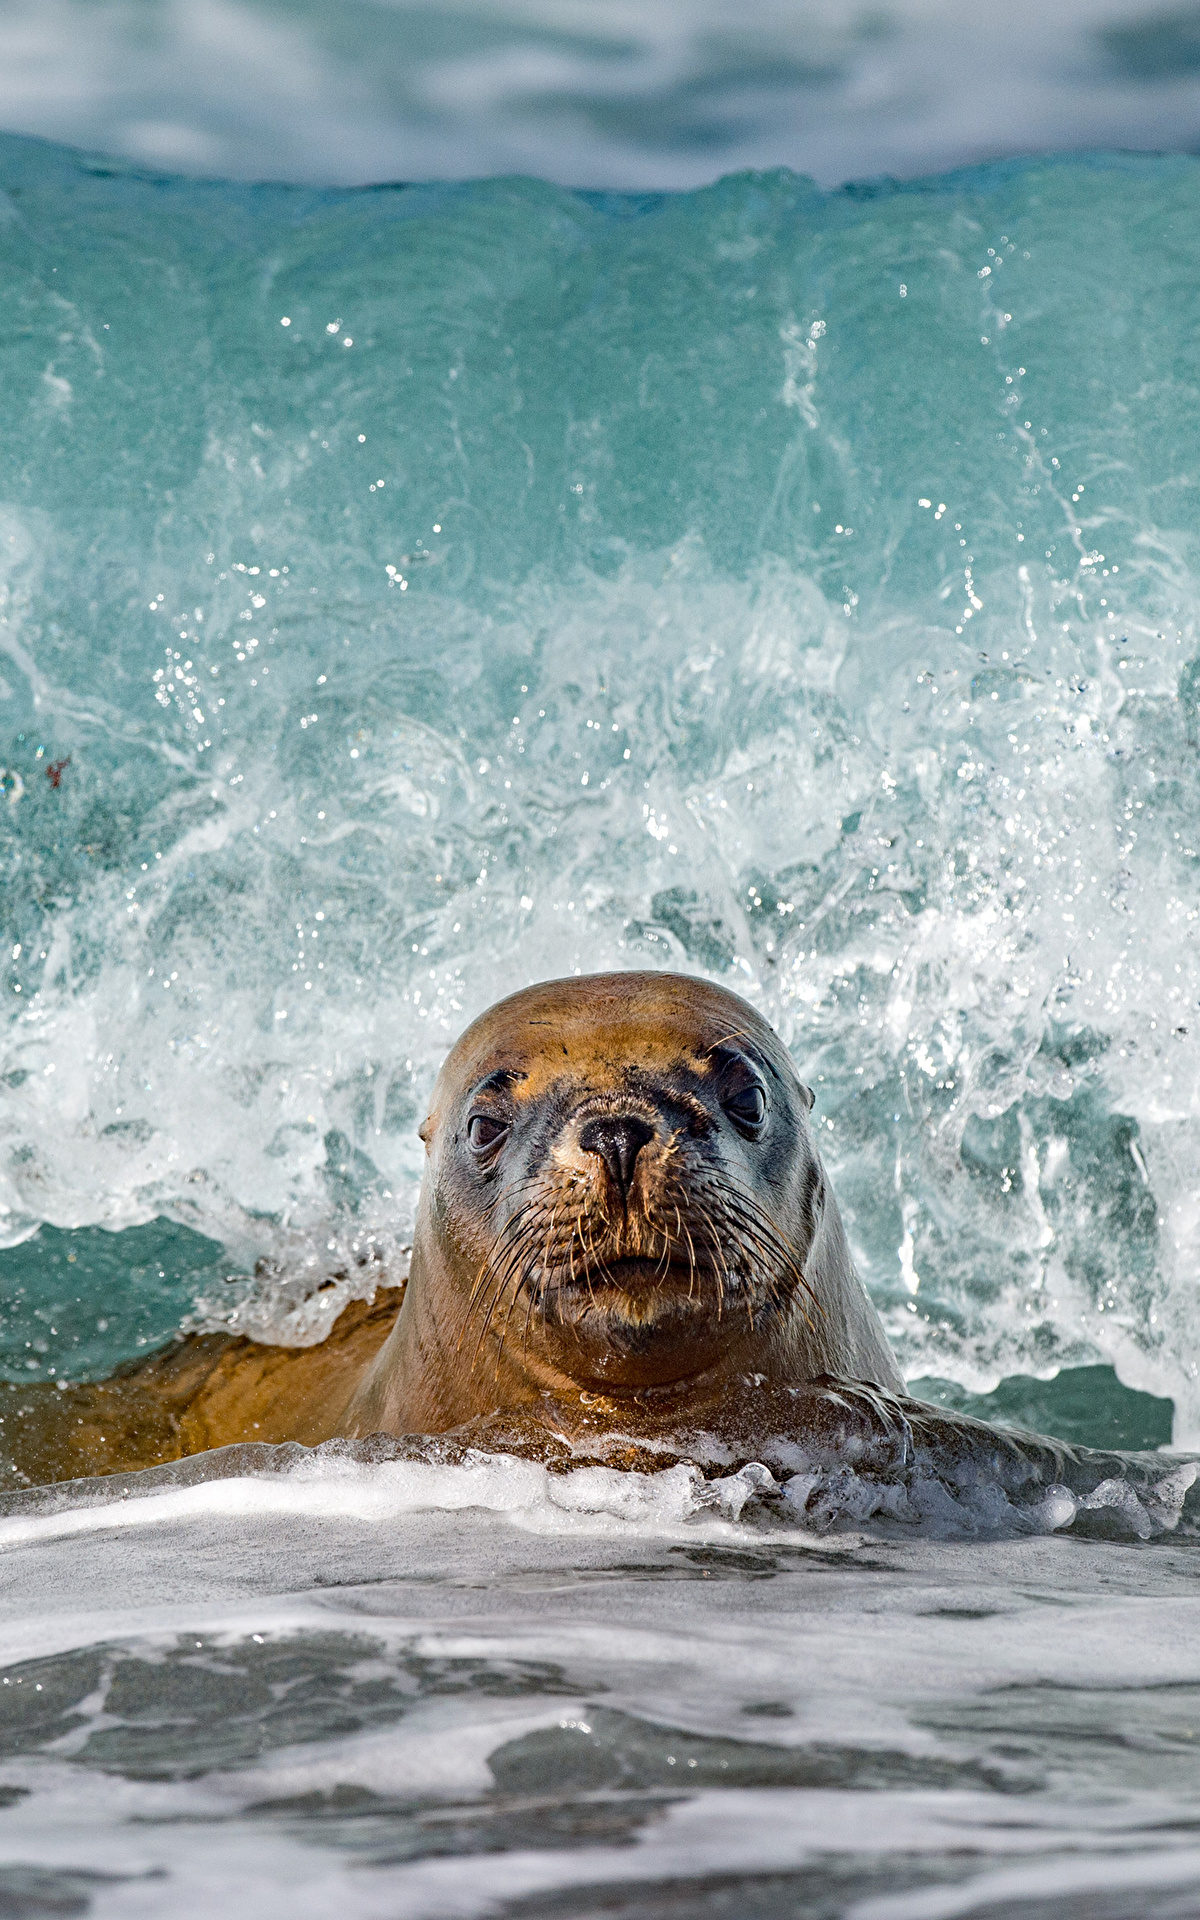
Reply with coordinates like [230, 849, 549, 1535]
[455, 1050, 809, 1367]
[577, 1111, 655, 1202]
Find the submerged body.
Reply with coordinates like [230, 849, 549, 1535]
[0, 973, 1186, 1515]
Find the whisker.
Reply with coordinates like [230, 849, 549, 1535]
[645, 1197, 677, 1280]
[680, 1215, 699, 1302]
[459, 1213, 535, 1356]
[467, 1262, 517, 1375]
[460, 1217, 530, 1338]
[493, 1252, 535, 1378]
[713, 1182, 821, 1317]
[467, 1216, 541, 1373]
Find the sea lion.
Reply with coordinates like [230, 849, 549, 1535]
[338, 970, 903, 1440]
[1, 970, 903, 1486]
[3, 974, 1195, 1531]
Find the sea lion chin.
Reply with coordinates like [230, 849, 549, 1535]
[339, 970, 903, 1440]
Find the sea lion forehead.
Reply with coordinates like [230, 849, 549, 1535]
[431, 972, 790, 1112]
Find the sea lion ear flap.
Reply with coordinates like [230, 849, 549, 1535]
[418, 1114, 434, 1148]
[797, 1083, 815, 1113]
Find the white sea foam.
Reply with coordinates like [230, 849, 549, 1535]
[0, 1452, 850, 1552]
[2, 1492, 1200, 1919]
[3, 1443, 1194, 1557]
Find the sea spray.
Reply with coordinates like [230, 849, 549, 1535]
[0, 144, 1199, 1438]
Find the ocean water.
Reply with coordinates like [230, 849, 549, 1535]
[2, 137, 1199, 1440]
[0, 0, 1197, 190]
[3, 134, 1200, 1912]
[3, 1444, 1200, 1918]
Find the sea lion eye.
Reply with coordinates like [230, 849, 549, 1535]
[467, 1113, 509, 1152]
[722, 1083, 766, 1131]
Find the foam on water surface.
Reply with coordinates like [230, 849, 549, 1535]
[2, 1426, 1196, 1551]
[0, 1450, 821, 1551]
[2, 1461, 1200, 1918]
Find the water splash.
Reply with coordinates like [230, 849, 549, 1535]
[1, 145, 1199, 1436]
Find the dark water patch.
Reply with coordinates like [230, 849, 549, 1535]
[910, 1365, 1174, 1453]
[244, 1781, 672, 1864]
[635, 888, 737, 973]
[665, 1546, 781, 1578]
[0, 1219, 227, 1386]
[522, 50, 845, 161]
[665, 1543, 894, 1576]
[0, 1867, 159, 1918]
[488, 1705, 1010, 1797]
[1099, 8, 1200, 79]
[497, 1856, 980, 1920]
[919, 1682, 1200, 1795]
[922, 1606, 1006, 1620]
[450, 1545, 892, 1588]
[0, 1633, 576, 1778]
[956, 1889, 1200, 1920]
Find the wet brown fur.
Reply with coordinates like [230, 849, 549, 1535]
[0, 1288, 403, 1492]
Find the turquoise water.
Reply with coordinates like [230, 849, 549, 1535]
[1, 139, 1200, 1444]
[2, 126, 1200, 1920]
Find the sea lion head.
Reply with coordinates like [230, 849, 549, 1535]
[419, 970, 821, 1396]
[340, 969, 906, 1439]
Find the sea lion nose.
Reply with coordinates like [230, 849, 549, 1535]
[578, 1113, 655, 1199]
